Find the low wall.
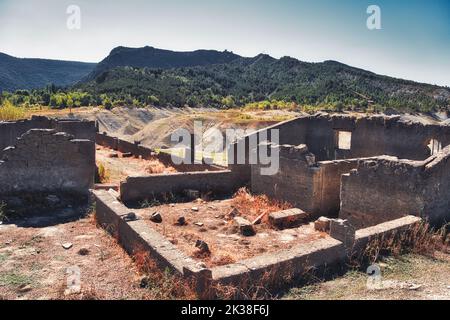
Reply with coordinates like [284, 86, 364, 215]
[120, 170, 244, 205]
[0, 116, 97, 153]
[96, 132, 223, 172]
[0, 129, 95, 197]
[340, 146, 450, 228]
[94, 189, 423, 296]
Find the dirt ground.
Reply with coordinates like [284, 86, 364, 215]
[1, 208, 448, 300]
[96, 145, 176, 184]
[135, 197, 327, 267]
[0, 210, 147, 300]
[283, 252, 450, 300]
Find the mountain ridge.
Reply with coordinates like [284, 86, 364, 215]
[75, 46, 449, 111]
[0, 52, 96, 92]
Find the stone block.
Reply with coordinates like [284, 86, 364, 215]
[233, 217, 255, 236]
[330, 219, 355, 248]
[314, 216, 331, 232]
[269, 208, 308, 230]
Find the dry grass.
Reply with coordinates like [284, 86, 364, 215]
[131, 246, 198, 300]
[231, 187, 292, 223]
[0, 100, 27, 121]
[354, 221, 449, 267]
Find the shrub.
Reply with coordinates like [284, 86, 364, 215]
[96, 162, 110, 183]
[0, 100, 26, 121]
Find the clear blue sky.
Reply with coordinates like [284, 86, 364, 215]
[0, 0, 449, 86]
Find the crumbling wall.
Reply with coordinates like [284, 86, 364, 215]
[236, 113, 450, 163]
[315, 159, 361, 216]
[251, 144, 360, 218]
[251, 144, 319, 213]
[55, 119, 97, 142]
[0, 129, 95, 197]
[120, 170, 243, 205]
[0, 116, 52, 152]
[0, 116, 97, 153]
[422, 146, 450, 225]
[96, 132, 224, 172]
[340, 146, 450, 228]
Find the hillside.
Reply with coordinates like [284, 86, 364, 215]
[77, 49, 450, 112]
[85, 46, 241, 80]
[0, 52, 96, 92]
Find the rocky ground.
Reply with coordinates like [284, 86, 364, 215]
[0, 210, 147, 300]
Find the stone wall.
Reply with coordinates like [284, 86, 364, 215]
[96, 132, 224, 172]
[340, 146, 450, 228]
[0, 129, 95, 197]
[237, 113, 450, 163]
[251, 144, 360, 218]
[120, 170, 243, 205]
[0, 116, 97, 154]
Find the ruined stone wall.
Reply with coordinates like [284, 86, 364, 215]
[251, 144, 318, 213]
[315, 159, 362, 217]
[96, 132, 224, 172]
[0, 116, 97, 154]
[421, 147, 450, 225]
[251, 144, 360, 218]
[0, 116, 52, 152]
[120, 170, 243, 205]
[340, 146, 450, 228]
[0, 129, 95, 197]
[238, 113, 450, 162]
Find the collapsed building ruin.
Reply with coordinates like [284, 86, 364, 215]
[0, 113, 449, 295]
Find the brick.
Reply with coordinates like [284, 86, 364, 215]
[314, 216, 331, 232]
[269, 208, 308, 230]
[233, 217, 255, 236]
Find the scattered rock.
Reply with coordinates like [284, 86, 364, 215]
[196, 262, 208, 269]
[138, 276, 150, 288]
[176, 216, 186, 226]
[314, 216, 331, 232]
[108, 152, 119, 158]
[150, 212, 162, 223]
[17, 284, 32, 293]
[191, 207, 199, 212]
[234, 217, 256, 236]
[170, 204, 175, 207]
[78, 248, 90, 256]
[122, 212, 137, 222]
[195, 240, 210, 254]
[406, 284, 422, 291]
[122, 152, 133, 158]
[62, 242, 73, 250]
[194, 222, 204, 227]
